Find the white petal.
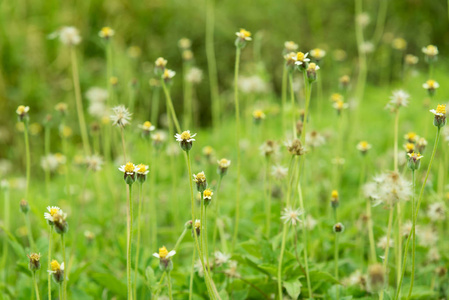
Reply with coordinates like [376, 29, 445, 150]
[153, 253, 160, 258]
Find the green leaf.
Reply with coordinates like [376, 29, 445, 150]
[90, 272, 127, 298]
[284, 279, 302, 300]
[308, 270, 340, 285]
[257, 263, 277, 276]
[145, 266, 157, 291]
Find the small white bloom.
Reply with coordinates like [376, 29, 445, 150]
[85, 87, 108, 103]
[271, 165, 288, 181]
[54, 26, 82, 46]
[214, 251, 231, 266]
[377, 235, 393, 250]
[110, 105, 132, 127]
[281, 207, 304, 226]
[186, 67, 203, 84]
[175, 130, 196, 142]
[44, 206, 61, 222]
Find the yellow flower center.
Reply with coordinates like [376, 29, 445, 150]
[204, 189, 212, 198]
[110, 77, 118, 85]
[406, 143, 415, 151]
[159, 246, 169, 259]
[296, 52, 305, 61]
[359, 141, 368, 149]
[194, 220, 201, 228]
[136, 164, 146, 173]
[436, 104, 446, 115]
[331, 190, 338, 199]
[406, 132, 416, 140]
[253, 110, 264, 119]
[427, 45, 437, 54]
[163, 69, 170, 78]
[335, 100, 344, 109]
[143, 121, 152, 129]
[156, 57, 167, 67]
[50, 208, 59, 216]
[239, 29, 251, 38]
[124, 162, 135, 173]
[427, 80, 436, 88]
[17, 105, 26, 114]
[195, 172, 206, 181]
[203, 146, 213, 155]
[50, 260, 60, 271]
[307, 63, 317, 70]
[180, 131, 191, 140]
[101, 27, 113, 37]
[331, 93, 343, 102]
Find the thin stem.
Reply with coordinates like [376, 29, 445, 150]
[161, 80, 181, 133]
[204, 206, 211, 278]
[59, 284, 63, 300]
[127, 184, 134, 300]
[335, 233, 340, 300]
[288, 73, 296, 138]
[277, 222, 288, 298]
[32, 271, 41, 300]
[24, 122, 31, 200]
[189, 247, 195, 300]
[407, 128, 441, 299]
[174, 228, 188, 252]
[212, 176, 224, 251]
[232, 47, 241, 252]
[185, 152, 215, 299]
[150, 86, 160, 125]
[70, 47, 91, 156]
[379, 206, 394, 300]
[265, 157, 272, 236]
[24, 213, 36, 251]
[298, 183, 312, 299]
[44, 124, 51, 197]
[48, 227, 53, 300]
[120, 127, 127, 163]
[1, 187, 10, 288]
[133, 183, 144, 299]
[281, 65, 287, 134]
[395, 170, 415, 300]
[167, 272, 173, 300]
[61, 234, 66, 300]
[393, 111, 400, 172]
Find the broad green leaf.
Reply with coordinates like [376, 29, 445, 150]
[284, 279, 302, 300]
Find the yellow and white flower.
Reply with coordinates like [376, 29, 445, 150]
[119, 162, 138, 175]
[294, 52, 311, 66]
[284, 41, 298, 53]
[44, 206, 61, 223]
[175, 130, 196, 142]
[98, 27, 115, 39]
[153, 246, 176, 259]
[310, 48, 326, 60]
[139, 121, 156, 132]
[422, 45, 438, 57]
[235, 29, 252, 41]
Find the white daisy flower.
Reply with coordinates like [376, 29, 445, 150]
[214, 251, 231, 266]
[119, 162, 138, 175]
[175, 130, 196, 142]
[44, 206, 61, 222]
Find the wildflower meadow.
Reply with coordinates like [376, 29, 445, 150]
[2, 0, 449, 299]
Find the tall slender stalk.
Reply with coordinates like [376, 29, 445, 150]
[265, 156, 272, 236]
[204, 205, 211, 277]
[150, 86, 161, 125]
[70, 47, 91, 156]
[231, 47, 242, 252]
[189, 247, 195, 300]
[1, 186, 10, 286]
[32, 271, 41, 300]
[407, 128, 441, 299]
[185, 151, 216, 299]
[288, 73, 296, 138]
[24, 122, 31, 200]
[48, 226, 53, 300]
[127, 185, 134, 300]
[61, 234, 67, 300]
[379, 206, 394, 300]
[183, 60, 193, 129]
[133, 183, 144, 299]
[44, 124, 51, 197]
[395, 170, 415, 300]
[167, 272, 173, 300]
[161, 80, 181, 133]
[281, 65, 288, 134]
[298, 183, 312, 299]
[392, 110, 402, 285]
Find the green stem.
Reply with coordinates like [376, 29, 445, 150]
[265, 157, 272, 236]
[44, 125, 51, 197]
[281, 65, 287, 134]
[161, 80, 181, 133]
[127, 184, 134, 300]
[298, 183, 312, 299]
[205, 206, 211, 278]
[59, 284, 63, 300]
[106, 42, 113, 106]
[277, 222, 288, 298]
[335, 234, 339, 300]
[61, 234, 66, 300]
[150, 148, 158, 250]
[32, 271, 41, 300]
[133, 183, 143, 299]
[150, 86, 160, 125]
[185, 152, 216, 299]
[167, 272, 173, 300]
[288, 73, 296, 138]
[232, 47, 241, 252]
[379, 206, 394, 300]
[407, 128, 441, 299]
[24, 213, 36, 251]
[70, 47, 91, 156]
[183, 61, 193, 128]
[189, 247, 195, 300]
[395, 170, 415, 300]
[212, 176, 224, 251]
[372, 0, 388, 48]
[48, 227, 53, 300]
[1, 186, 10, 286]
[24, 122, 31, 200]
[174, 228, 188, 252]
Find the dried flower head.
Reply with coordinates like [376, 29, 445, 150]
[386, 90, 409, 112]
[27, 253, 41, 271]
[285, 139, 306, 156]
[281, 207, 304, 226]
[54, 26, 81, 46]
[110, 105, 132, 127]
[217, 158, 231, 176]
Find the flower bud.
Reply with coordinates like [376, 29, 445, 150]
[235, 29, 252, 49]
[193, 172, 207, 193]
[20, 199, 29, 214]
[53, 212, 69, 235]
[333, 222, 345, 233]
[203, 188, 213, 207]
[306, 63, 320, 82]
[184, 220, 193, 230]
[217, 158, 231, 176]
[331, 190, 339, 208]
[407, 152, 423, 171]
[27, 253, 41, 271]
